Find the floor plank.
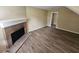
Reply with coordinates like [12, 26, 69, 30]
[17, 27, 79, 53]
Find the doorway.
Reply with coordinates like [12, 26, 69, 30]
[51, 12, 58, 28]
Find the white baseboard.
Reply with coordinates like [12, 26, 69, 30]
[28, 26, 47, 32]
[47, 25, 51, 27]
[28, 25, 79, 35]
[56, 27, 79, 34]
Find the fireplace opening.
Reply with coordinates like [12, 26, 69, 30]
[11, 27, 25, 44]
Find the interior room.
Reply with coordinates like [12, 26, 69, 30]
[0, 6, 79, 53]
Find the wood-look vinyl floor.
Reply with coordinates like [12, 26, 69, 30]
[17, 27, 79, 53]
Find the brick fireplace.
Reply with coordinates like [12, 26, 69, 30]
[0, 18, 27, 52]
[11, 27, 25, 44]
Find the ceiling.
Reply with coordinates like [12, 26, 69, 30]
[66, 6, 79, 15]
[33, 6, 79, 15]
[32, 6, 62, 10]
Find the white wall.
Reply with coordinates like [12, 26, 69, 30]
[26, 7, 48, 32]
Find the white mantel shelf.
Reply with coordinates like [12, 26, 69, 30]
[0, 18, 26, 28]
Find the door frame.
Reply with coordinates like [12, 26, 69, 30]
[50, 12, 58, 27]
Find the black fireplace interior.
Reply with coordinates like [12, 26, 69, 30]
[11, 27, 25, 44]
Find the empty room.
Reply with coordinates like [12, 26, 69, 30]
[0, 6, 79, 53]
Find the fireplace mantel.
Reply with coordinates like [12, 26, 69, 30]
[0, 18, 27, 52]
[0, 18, 26, 28]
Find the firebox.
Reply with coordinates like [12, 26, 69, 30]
[11, 27, 25, 44]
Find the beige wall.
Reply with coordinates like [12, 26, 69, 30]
[0, 6, 26, 20]
[26, 7, 48, 32]
[47, 7, 79, 34]
[0, 28, 7, 52]
[47, 10, 52, 26]
[57, 7, 79, 34]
